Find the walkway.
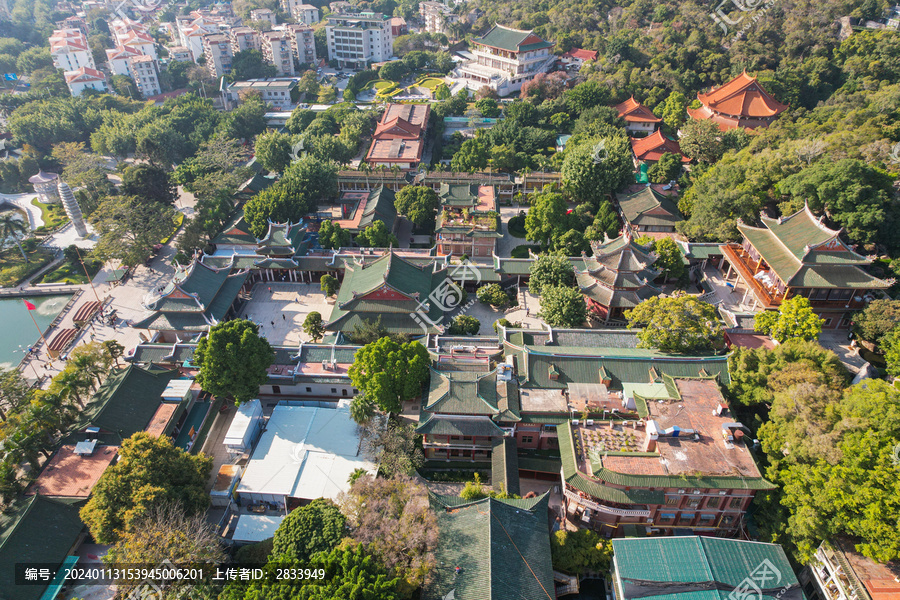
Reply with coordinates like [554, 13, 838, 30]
[1, 192, 43, 229]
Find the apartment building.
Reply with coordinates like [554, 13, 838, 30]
[419, 1, 458, 35]
[130, 55, 161, 97]
[203, 33, 234, 78]
[230, 26, 260, 53]
[291, 3, 320, 25]
[167, 46, 192, 63]
[65, 67, 107, 96]
[106, 45, 144, 77]
[50, 29, 95, 72]
[801, 538, 900, 600]
[286, 24, 317, 66]
[115, 27, 157, 60]
[326, 11, 394, 68]
[250, 8, 277, 27]
[260, 31, 296, 77]
[222, 79, 298, 110]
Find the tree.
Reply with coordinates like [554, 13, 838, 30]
[318, 221, 351, 250]
[359, 417, 424, 478]
[754, 296, 825, 343]
[231, 49, 276, 81]
[538, 286, 587, 328]
[561, 135, 634, 204]
[273, 498, 346, 562]
[0, 368, 33, 422]
[243, 185, 309, 238]
[281, 155, 338, 204]
[881, 328, 900, 378]
[105, 503, 226, 598]
[379, 60, 408, 81]
[460, 472, 489, 501]
[90, 196, 178, 267]
[477, 283, 511, 308]
[317, 85, 337, 104]
[80, 433, 212, 544]
[448, 314, 481, 335]
[529, 254, 575, 296]
[102, 340, 126, 366]
[342, 475, 438, 591]
[320, 274, 339, 297]
[852, 300, 900, 346]
[0, 212, 29, 262]
[647, 152, 683, 184]
[565, 81, 611, 113]
[297, 70, 319, 100]
[554, 229, 590, 255]
[348, 338, 430, 415]
[679, 118, 724, 164]
[220, 95, 267, 141]
[254, 129, 294, 174]
[394, 185, 440, 228]
[451, 137, 490, 172]
[302, 312, 325, 342]
[525, 189, 569, 249]
[551, 529, 613, 575]
[120, 163, 177, 206]
[658, 91, 688, 131]
[193, 319, 274, 403]
[356, 220, 399, 248]
[625, 293, 723, 353]
[651, 237, 685, 281]
[474, 97, 501, 118]
[286, 108, 317, 134]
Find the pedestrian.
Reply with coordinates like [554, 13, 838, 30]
[282, 314, 286, 321]
[268, 286, 272, 293]
[270, 320, 275, 326]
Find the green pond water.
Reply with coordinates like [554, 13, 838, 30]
[0, 294, 72, 368]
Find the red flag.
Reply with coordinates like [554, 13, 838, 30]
[23, 300, 36, 311]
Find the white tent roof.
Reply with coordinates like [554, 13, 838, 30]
[233, 514, 284, 543]
[224, 399, 262, 447]
[236, 401, 376, 502]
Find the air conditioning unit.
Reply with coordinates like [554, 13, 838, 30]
[572, 420, 580, 425]
[585, 419, 594, 426]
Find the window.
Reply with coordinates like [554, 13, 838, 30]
[272, 385, 281, 394]
[706, 497, 720, 509]
[699, 514, 716, 524]
[722, 514, 736, 525]
[331, 388, 337, 394]
[678, 513, 695, 524]
[687, 497, 701, 508]
[520, 435, 534, 444]
[729, 497, 744, 509]
[659, 513, 676, 521]
[665, 496, 679, 505]
[306, 387, 312, 392]
[823, 318, 833, 327]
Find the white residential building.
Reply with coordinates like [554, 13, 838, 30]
[65, 67, 107, 96]
[167, 46, 192, 63]
[130, 55, 161, 97]
[50, 28, 95, 72]
[230, 26, 261, 53]
[260, 31, 295, 77]
[250, 8, 277, 26]
[326, 11, 394, 68]
[222, 78, 298, 110]
[106, 45, 144, 76]
[419, 1, 458, 35]
[203, 32, 234, 79]
[291, 3, 320, 25]
[116, 27, 158, 61]
[177, 15, 220, 61]
[453, 24, 555, 96]
[286, 23, 317, 66]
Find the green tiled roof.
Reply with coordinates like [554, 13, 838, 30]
[423, 493, 555, 600]
[473, 24, 554, 53]
[558, 423, 664, 505]
[425, 369, 499, 415]
[612, 536, 802, 600]
[357, 185, 398, 231]
[517, 455, 562, 473]
[491, 437, 520, 496]
[256, 222, 305, 256]
[77, 365, 180, 440]
[681, 243, 723, 260]
[616, 187, 683, 229]
[786, 265, 889, 289]
[416, 415, 506, 437]
[0, 495, 84, 600]
[212, 209, 257, 246]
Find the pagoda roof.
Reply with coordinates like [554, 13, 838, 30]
[472, 24, 553, 53]
[631, 130, 689, 163]
[256, 220, 306, 256]
[615, 96, 662, 123]
[357, 185, 398, 231]
[591, 231, 660, 272]
[737, 204, 891, 289]
[687, 72, 787, 130]
[423, 368, 500, 416]
[616, 185, 683, 229]
[212, 209, 257, 246]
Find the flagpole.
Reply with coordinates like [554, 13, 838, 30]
[24, 299, 49, 347]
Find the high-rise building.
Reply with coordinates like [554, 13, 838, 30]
[286, 24, 317, 66]
[260, 31, 295, 77]
[325, 11, 394, 68]
[203, 33, 234, 79]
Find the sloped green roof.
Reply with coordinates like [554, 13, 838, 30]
[616, 187, 683, 228]
[416, 415, 505, 437]
[473, 24, 553, 53]
[212, 208, 257, 246]
[0, 495, 84, 600]
[357, 185, 398, 231]
[425, 369, 499, 415]
[423, 493, 555, 600]
[491, 437, 520, 496]
[612, 536, 802, 600]
[78, 365, 180, 440]
[256, 222, 305, 255]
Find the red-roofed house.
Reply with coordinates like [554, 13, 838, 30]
[50, 28, 95, 72]
[615, 96, 662, 136]
[560, 48, 598, 68]
[106, 45, 144, 77]
[630, 130, 689, 164]
[366, 104, 431, 171]
[65, 67, 108, 96]
[687, 71, 788, 131]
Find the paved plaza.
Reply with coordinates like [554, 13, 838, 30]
[237, 282, 332, 345]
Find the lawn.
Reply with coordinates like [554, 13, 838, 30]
[34, 257, 103, 285]
[507, 215, 527, 238]
[511, 244, 540, 259]
[161, 213, 185, 244]
[31, 198, 69, 232]
[362, 79, 395, 92]
[416, 77, 445, 90]
[0, 245, 57, 287]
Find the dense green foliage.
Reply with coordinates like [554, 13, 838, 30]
[754, 296, 825, 343]
[551, 529, 613, 576]
[477, 283, 512, 308]
[348, 338, 430, 418]
[529, 254, 575, 296]
[537, 285, 588, 327]
[272, 499, 347, 563]
[194, 319, 274, 403]
[852, 299, 900, 346]
[394, 186, 440, 228]
[448, 314, 481, 335]
[626, 293, 723, 353]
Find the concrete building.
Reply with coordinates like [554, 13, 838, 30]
[326, 10, 394, 68]
[235, 401, 376, 509]
[801, 538, 900, 600]
[203, 32, 234, 79]
[453, 25, 555, 96]
[105, 45, 144, 77]
[559, 47, 598, 68]
[166, 45, 192, 63]
[230, 26, 260, 54]
[291, 3, 320, 25]
[130, 55, 161, 97]
[434, 183, 501, 258]
[420, 1, 458, 35]
[286, 23, 317, 66]
[222, 78, 298, 110]
[250, 8, 277, 26]
[115, 27, 157, 61]
[260, 30, 296, 76]
[64, 66, 107, 97]
[50, 28, 95, 72]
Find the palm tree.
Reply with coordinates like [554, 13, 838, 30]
[0, 212, 29, 262]
[50, 368, 92, 408]
[70, 352, 106, 391]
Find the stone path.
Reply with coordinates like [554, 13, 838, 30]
[1, 192, 43, 229]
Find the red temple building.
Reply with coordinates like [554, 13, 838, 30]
[687, 71, 788, 131]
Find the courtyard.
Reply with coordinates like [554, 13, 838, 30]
[236, 282, 332, 345]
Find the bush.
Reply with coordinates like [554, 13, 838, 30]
[448, 314, 480, 335]
[507, 214, 527, 238]
[493, 318, 523, 333]
[477, 283, 511, 308]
